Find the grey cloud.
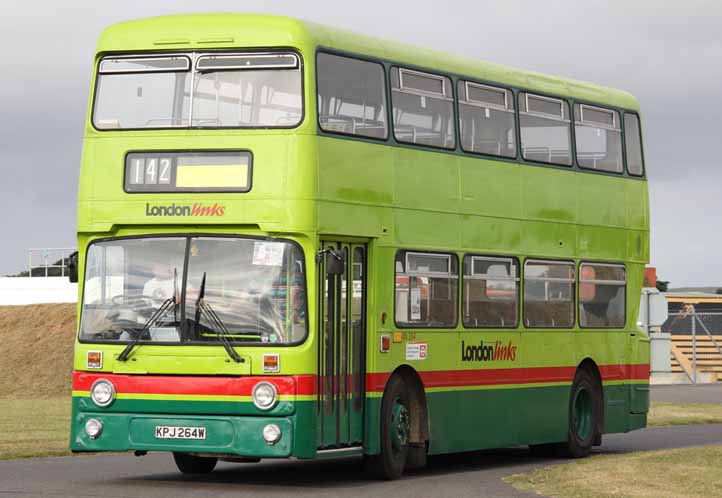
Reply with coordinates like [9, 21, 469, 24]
[1, 0, 721, 286]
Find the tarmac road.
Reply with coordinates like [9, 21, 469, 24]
[650, 383, 722, 404]
[2, 424, 722, 498]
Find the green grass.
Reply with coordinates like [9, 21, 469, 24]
[648, 401, 722, 427]
[0, 398, 71, 459]
[505, 445, 722, 498]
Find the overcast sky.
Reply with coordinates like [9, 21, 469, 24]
[1, 0, 720, 286]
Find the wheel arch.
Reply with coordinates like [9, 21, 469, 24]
[390, 365, 430, 446]
[576, 357, 605, 444]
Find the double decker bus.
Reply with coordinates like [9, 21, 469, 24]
[69, 14, 650, 479]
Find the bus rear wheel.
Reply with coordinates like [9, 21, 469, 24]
[562, 368, 601, 458]
[365, 375, 411, 480]
[172, 452, 218, 474]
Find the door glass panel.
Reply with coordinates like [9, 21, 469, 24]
[351, 247, 365, 413]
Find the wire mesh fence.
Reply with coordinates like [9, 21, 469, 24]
[662, 310, 722, 383]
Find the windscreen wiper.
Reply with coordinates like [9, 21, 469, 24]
[117, 297, 176, 362]
[192, 272, 243, 363]
[197, 300, 244, 363]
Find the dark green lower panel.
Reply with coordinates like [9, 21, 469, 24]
[71, 400, 318, 458]
[363, 383, 648, 456]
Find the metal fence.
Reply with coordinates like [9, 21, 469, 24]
[26, 248, 75, 278]
[662, 310, 722, 383]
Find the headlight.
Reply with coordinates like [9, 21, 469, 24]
[262, 423, 282, 445]
[90, 379, 116, 407]
[85, 418, 103, 439]
[252, 382, 277, 410]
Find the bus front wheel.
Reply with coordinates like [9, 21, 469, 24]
[365, 375, 411, 480]
[172, 452, 218, 474]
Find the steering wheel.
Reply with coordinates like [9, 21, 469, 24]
[110, 294, 160, 309]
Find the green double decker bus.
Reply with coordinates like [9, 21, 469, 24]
[69, 14, 650, 479]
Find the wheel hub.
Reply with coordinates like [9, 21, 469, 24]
[573, 388, 592, 440]
[390, 397, 410, 452]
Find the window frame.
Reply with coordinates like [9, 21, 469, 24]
[578, 261, 627, 329]
[522, 258, 577, 329]
[390, 65, 457, 151]
[518, 91, 574, 167]
[315, 51, 390, 141]
[98, 55, 192, 74]
[623, 112, 646, 177]
[574, 102, 623, 174]
[393, 249, 459, 329]
[461, 254, 520, 329]
[457, 79, 517, 160]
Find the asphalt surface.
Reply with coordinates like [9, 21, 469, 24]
[650, 384, 722, 404]
[2, 424, 722, 498]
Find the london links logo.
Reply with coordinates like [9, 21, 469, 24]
[145, 202, 226, 217]
[461, 340, 517, 362]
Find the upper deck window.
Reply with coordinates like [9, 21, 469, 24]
[574, 104, 623, 173]
[92, 51, 303, 130]
[624, 113, 645, 176]
[391, 67, 455, 149]
[317, 53, 388, 139]
[519, 93, 572, 166]
[458, 81, 516, 158]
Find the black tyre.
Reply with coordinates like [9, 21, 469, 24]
[172, 452, 218, 474]
[561, 368, 601, 458]
[365, 375, 411, 480]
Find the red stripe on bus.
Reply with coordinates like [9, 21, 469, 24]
[365, 363, 649, 392]
[72, 372, 316, 397]
[73, 363, 648, 397]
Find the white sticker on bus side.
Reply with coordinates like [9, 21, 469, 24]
[406, 343, 427, 361]
[252, 242, 285, 266]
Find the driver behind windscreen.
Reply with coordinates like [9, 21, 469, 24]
[142, 260, 180, 303]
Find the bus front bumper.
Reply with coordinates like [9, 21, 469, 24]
[71, 412, 293, 457]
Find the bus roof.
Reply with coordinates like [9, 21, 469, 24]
[97, 13, 641, 111]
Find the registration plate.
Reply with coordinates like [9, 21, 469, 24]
[154, 426, 206, 440]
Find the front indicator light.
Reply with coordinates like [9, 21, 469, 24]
[90, 379, 116, 407]
[85, 418, 103, 439]
[252, 382, 278, 410]
[262, 424, 282, 445]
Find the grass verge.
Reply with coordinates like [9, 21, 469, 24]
[648, 401, 722, 426]
[505, 445, 722, 498]
[0, 398, 71, 459]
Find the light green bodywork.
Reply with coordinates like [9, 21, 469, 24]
[72, 14, 650, 460]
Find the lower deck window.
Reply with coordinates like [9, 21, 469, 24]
[462, 255, 519, 327]
[579, 263, 626, 327]
[523, 260, 575, 328]
[395, 251, 458, 327]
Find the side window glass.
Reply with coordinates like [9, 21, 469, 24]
[575, 104, 623, 173]
[579, 263, 626, 328]
[624, 113, 645, 176]
[395, 251, 458, 327]
[519, 93, 572, 166]
[458, 81, 516, 158]
[523, 260, 575, 328]
[462, 255, 519, 327]
[317, 53, 388, 139]
[391, 67, 455, 149]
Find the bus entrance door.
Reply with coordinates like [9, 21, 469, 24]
[317, 242, 367, 449]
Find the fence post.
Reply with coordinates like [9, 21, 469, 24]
[692, 312, 697, 384]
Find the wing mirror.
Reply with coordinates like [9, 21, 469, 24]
[67, 251, 79, 283]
